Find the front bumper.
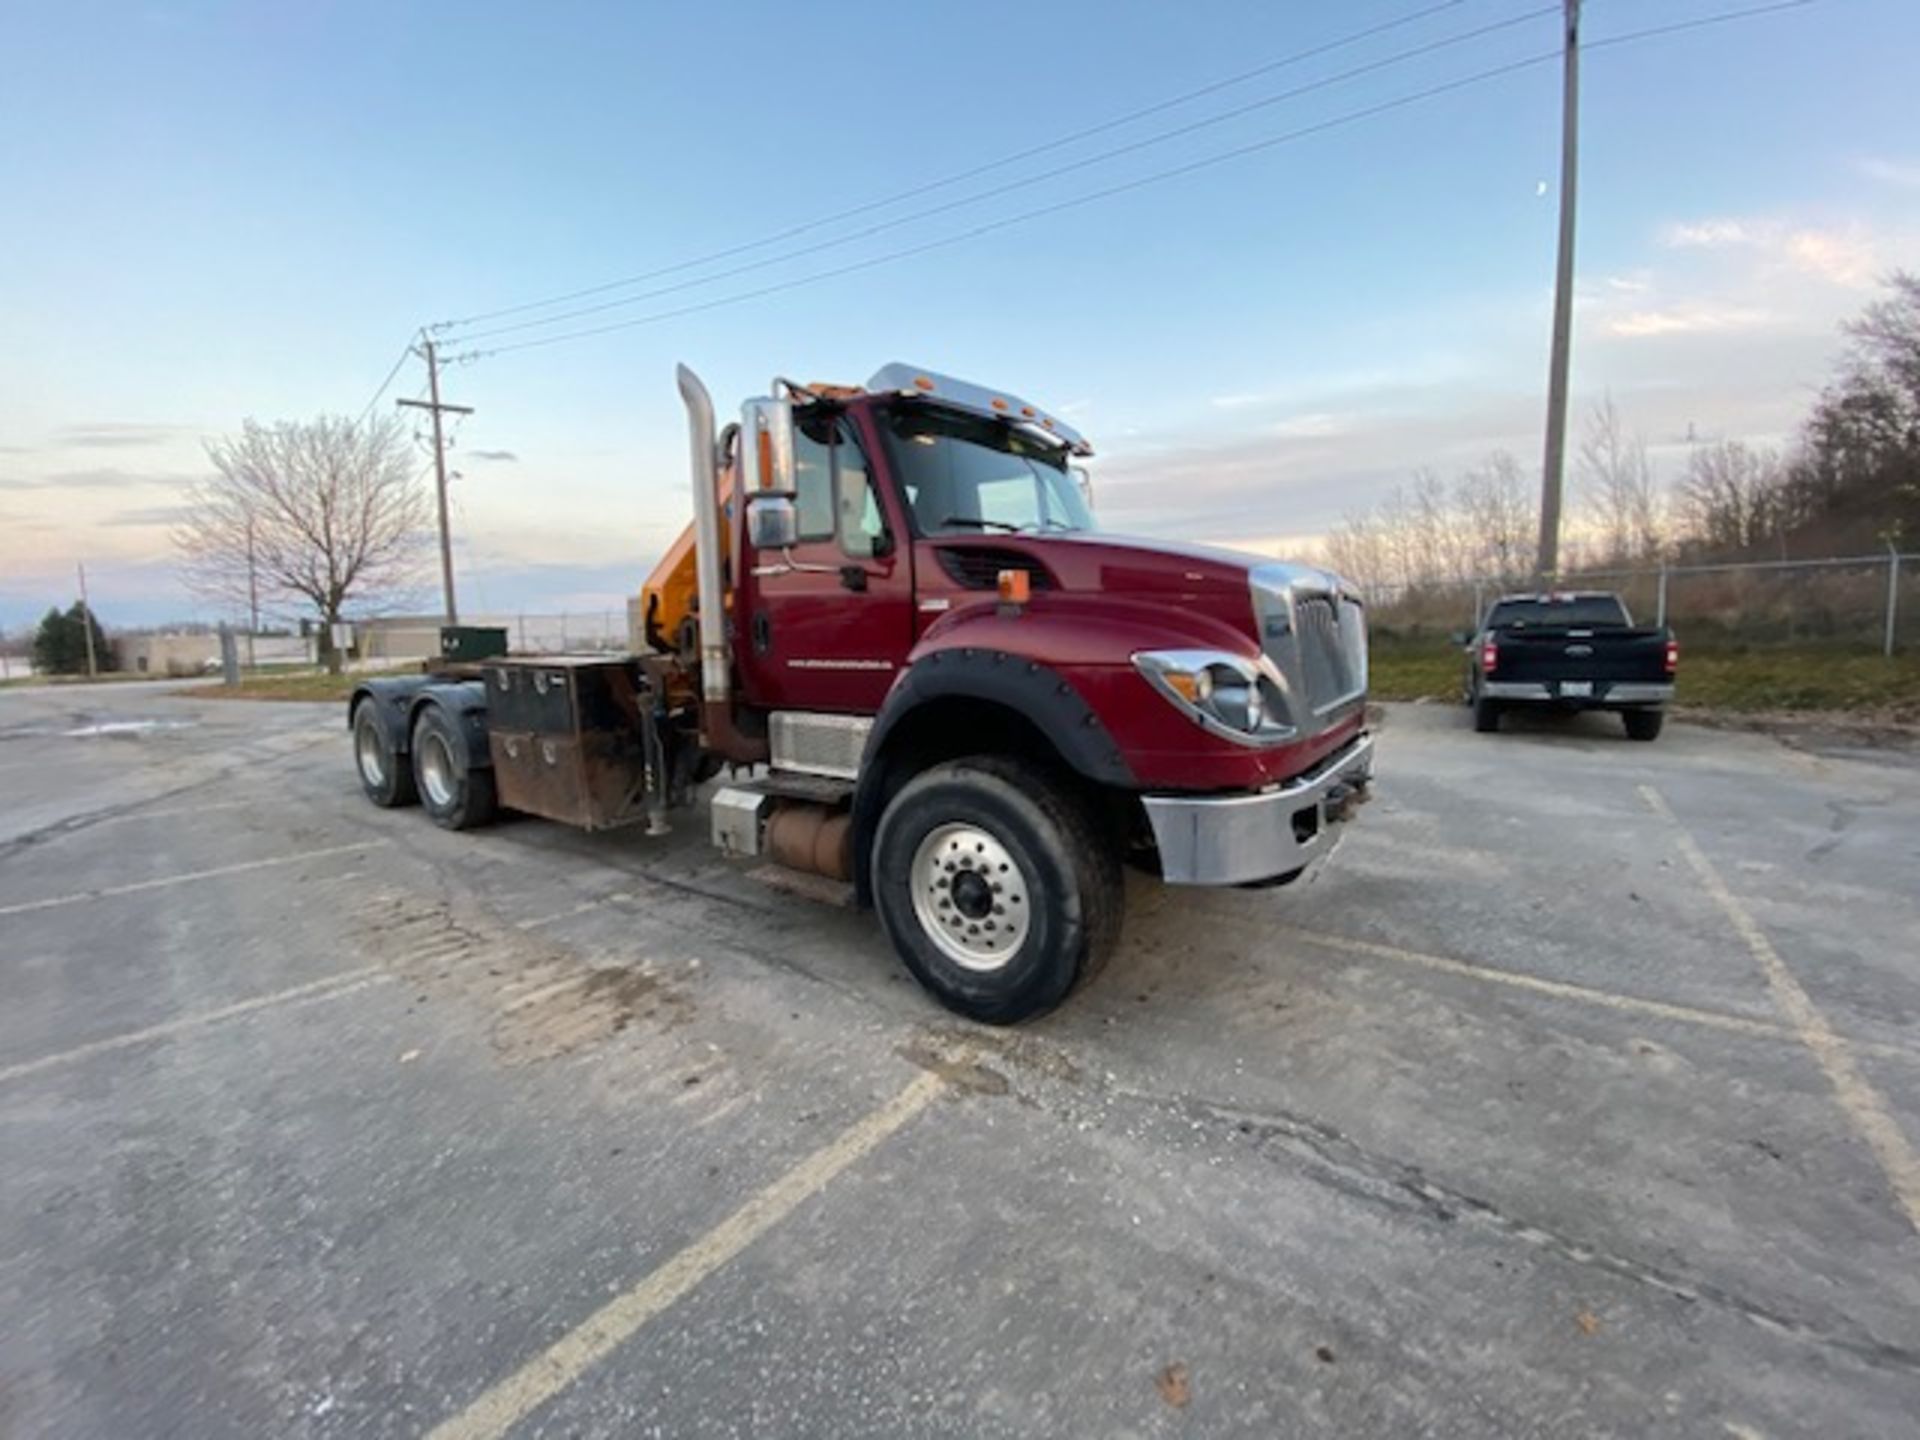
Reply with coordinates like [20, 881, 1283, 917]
[1142, 731, 1374, 886]
[1483, 680, 1673, 705]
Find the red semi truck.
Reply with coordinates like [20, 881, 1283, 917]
[347, 364, 1373, 1022]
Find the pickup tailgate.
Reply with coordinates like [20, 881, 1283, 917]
[1489, 626, 1669, 685]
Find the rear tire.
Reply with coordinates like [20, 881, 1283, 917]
[1472, 695, 1502, 733]
[412, 705, 497, 830]
[872, 756, 1121, 1025]
[353, 699, 417, 808]
[1623, 709, 1665, 742]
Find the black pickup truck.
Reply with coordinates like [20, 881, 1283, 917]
[1461, 591, 1677, 740]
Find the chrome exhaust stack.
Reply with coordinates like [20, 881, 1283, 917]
[677, 363, 729, 708]
[676, 363, 767, 763]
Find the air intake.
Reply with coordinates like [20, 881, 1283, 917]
[935, 546, 1056, 591]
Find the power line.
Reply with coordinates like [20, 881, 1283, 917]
[457, 0, 1813, 364]
[354, 341, 416, 431]
[443, 3, 1560, 347]
[430, 0, 1471, 335]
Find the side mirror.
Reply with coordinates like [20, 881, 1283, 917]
[740, 397, 797, 496]
[1448, 630, 1469, 647]
[747, 493, 798, 551]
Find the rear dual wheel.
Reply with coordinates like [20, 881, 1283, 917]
[872, 756, 1121, 1025]
[412, 705, 497, 830]
[353, 700, 417, 808]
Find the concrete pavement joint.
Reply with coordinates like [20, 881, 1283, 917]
[1130, 1085, 1920, 1378]
[1639, 784, 1920, 1236]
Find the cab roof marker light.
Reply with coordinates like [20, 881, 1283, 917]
[867, 363, 1092, 456]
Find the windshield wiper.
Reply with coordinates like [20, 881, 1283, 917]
[938, 516, 1022, 533]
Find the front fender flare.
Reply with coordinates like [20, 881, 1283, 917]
[849, 648, 1136, 905]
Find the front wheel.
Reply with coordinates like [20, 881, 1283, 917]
[1622, 709, 1665, 742]
[872, 757, 1121, 1025]
[412, 705, 497, 830]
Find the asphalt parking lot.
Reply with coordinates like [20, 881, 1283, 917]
[3, 680, 1918, 1437]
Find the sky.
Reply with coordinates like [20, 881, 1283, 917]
[2, 0, 1916, 632]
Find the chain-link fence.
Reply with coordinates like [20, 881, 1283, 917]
[1364, 552, 1916, 655]
[354, 611, 632, 663]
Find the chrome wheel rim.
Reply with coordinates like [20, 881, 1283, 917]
[355, 717, 386, 787]
[419, 733, 457, 809]
[909, 822, 1030, 973]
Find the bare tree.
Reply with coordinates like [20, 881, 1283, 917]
[176, 416, 430, 672]
[1455, 451, 1536, 582]
[1577, 397, 1663, 564]
[1677, 440, 1783, 553]
[1318, 451, 1538, 602]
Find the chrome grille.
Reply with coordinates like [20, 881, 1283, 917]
[1251, 562, 1368, 733]
[1293, 594, 1366, 714]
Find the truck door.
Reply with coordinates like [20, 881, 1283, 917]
[736, 408, 913, 713]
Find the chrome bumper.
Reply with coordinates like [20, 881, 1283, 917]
[1482, 681, 1673, 704]
[1142, 731, 1374, 886]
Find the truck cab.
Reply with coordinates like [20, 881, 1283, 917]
[350, 362, 1374, 1023]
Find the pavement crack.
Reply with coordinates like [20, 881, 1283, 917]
[1122, 1086, 1920, 1379]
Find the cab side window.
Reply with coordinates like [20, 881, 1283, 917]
[792, 414, 885, 558]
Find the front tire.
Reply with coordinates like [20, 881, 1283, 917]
[872, 756, 1121, 1025]
[1623, 709, 1665, 742]
[353, 699, 417, 808]
[412, 705, 497, 830]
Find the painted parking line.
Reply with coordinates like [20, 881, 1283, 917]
[1274, 925, 1920, 1067]
[0, 967, 392, 1085]
[0, 839, 386, 918]
[426, 1069, 947, 1440]
[1640, 784, 1920, 1234]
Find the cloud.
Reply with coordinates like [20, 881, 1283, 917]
[0, 468, 190, 491]
[1664, 219, 1760, 250]
[1270, 412, 1352, 440]
[1660, 215, 1881, 289]
[101, 504, 194, 528]
[1781, 229, 1879, 288]
[1854, 156, 1920, 189]
[467, 448, 519, 463]
[55, 422, 186, 448]
[1604, 305, 1775, 339]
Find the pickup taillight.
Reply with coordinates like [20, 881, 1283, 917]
[1479, 637, 1498, 674]
[1664, 637, 1679, 675]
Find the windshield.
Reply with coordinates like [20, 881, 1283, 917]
[1487, 596, 1632, 628]
[882, 403, 1095, 537]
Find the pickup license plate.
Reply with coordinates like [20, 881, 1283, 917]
[1560, 681, 1593, 698]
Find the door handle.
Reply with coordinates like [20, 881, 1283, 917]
[839, 566, 868, 593]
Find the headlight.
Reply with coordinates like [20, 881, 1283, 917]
[1133, 649, 1294, 744]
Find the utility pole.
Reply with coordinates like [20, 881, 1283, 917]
[1535, 0, 1581, 582]
[77, 561, 99, 678]
[397, 336, 473, 624]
